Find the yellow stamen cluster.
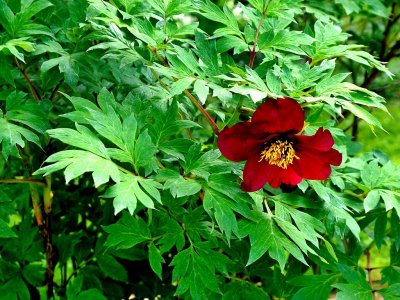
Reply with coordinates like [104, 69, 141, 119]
[259, 140, 299, 169]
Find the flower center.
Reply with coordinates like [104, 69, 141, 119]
[259, 140, 299, 169]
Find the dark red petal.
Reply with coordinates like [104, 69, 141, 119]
[218, 122, 264, 162]
[292, 147, 342, 180]
[252, 98, 304, 134]
[241, 154, 302, 192]
[295, 128, 335, 151]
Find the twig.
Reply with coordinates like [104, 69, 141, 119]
[30, 184, 44, 228]
[226, 96, 244, 127]
[14, 58, 41, 101]
[183, 89, 219, 134]
[379, 4, 398, 59]
[263, 198, 273, 216]
[249, 0, 269, 68]
[351, 6, 400, 140]
[50, 79, 64, 102]
[226, 1, 268, 127]
[150, 67, 193, 139]
[0, 178, 46, 186]
[365, 249, 373, 288]
[373, 81, 400, 92]
[19, 145, 54, 298]
[147, 45, 220, 135]
[150, 68, 170, 92]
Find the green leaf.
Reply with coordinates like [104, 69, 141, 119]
[379, 283, 400, 300]
[391, 211, 400, 248]
[96, 254, 128, 282]
[193, 79, 209, 105]
[274, 216, 317, 257]
[217, 35, 248, 54]
[133, 129, 157, 169]
[258, 29, 314, 55]
[0, 118, 41, 159]
[103, 212, 151, 249]
[76, 289, 107, 300]
[364, 190, 380, 212]
[239, 212, 307, 269]
[66, 275, 83, 299]
[273, 201, 325, 247]
[0, 0, 14, 35]
[170, 77, 195, 96]
[170, 246, 221, 298]
[47, 124, 110, 158]
[336, 264, 371, 289]
[0, 276, 30, 300]
[288, 274, 339, 300]
[19, 0, 53, 21]
[67, 274, 107, 300]
[325, 201, 361, 240]
[203, 188, 239, 241]
[148, 0, 191, 17]
[380, 190, 400, 216]
[195, 0, 241, 38]
[6, 94, 50, 134]
[222, 281, 269, 299]
[21, 263, 45, 286]
[158, 211, 185, 252]
[149, 100, 199, 146]
[335, 0, 360, 14]
[247, 0, 264, 13]
[148, 242, 165, 280]
[184, 146, 226, 180]
[103, 173, 162, 215]
[360, 160, 381, 188]
[194, 31, 218, 76]
[335, 284, 373, 300]
[374, 212, 387, 249]
[41, 54, 79, 85]
[0, 218, 17, 238]
[64, 90, 157, 170]
[34, 150, 120, 187]
[341, 102, 384, 132]
[155, 169, 201, 198]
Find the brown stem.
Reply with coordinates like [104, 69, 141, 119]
[30, 180, 54, 299]
[373, 81, 400, 92]
[366, 249, 373, 288]
[50, 79, 64, 102]
[363, 6, 400, 90]
[147, 45, 220, 135]
[14, 58, 41, 101]
[53, 87, 72, 102]
[351, 7, 400, 140]
[249, 0, 268, 68]
[150, 68, 193, 138]
[20, 146, 54, 298]
[30, 184, 44, 228]
[351, 115, 359, 141]
[44, 212, 54, 299]
[148, 45, 169, 67]
[43, 175, 54, 299]
[183, 89, 219, 134]
[0, 178, 46, 186]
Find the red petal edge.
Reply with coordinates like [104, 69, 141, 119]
[293, 128, 342, 180]
[241, 154, 302, 192]
[251, 98, 305, 134]
[218, 122, 264, 162]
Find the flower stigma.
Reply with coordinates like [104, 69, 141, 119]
[259, 140, 299, 169]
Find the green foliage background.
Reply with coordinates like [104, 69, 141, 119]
[1, 0, 400, 299]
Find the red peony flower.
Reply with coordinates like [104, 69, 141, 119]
[218, 98, 342, 192]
